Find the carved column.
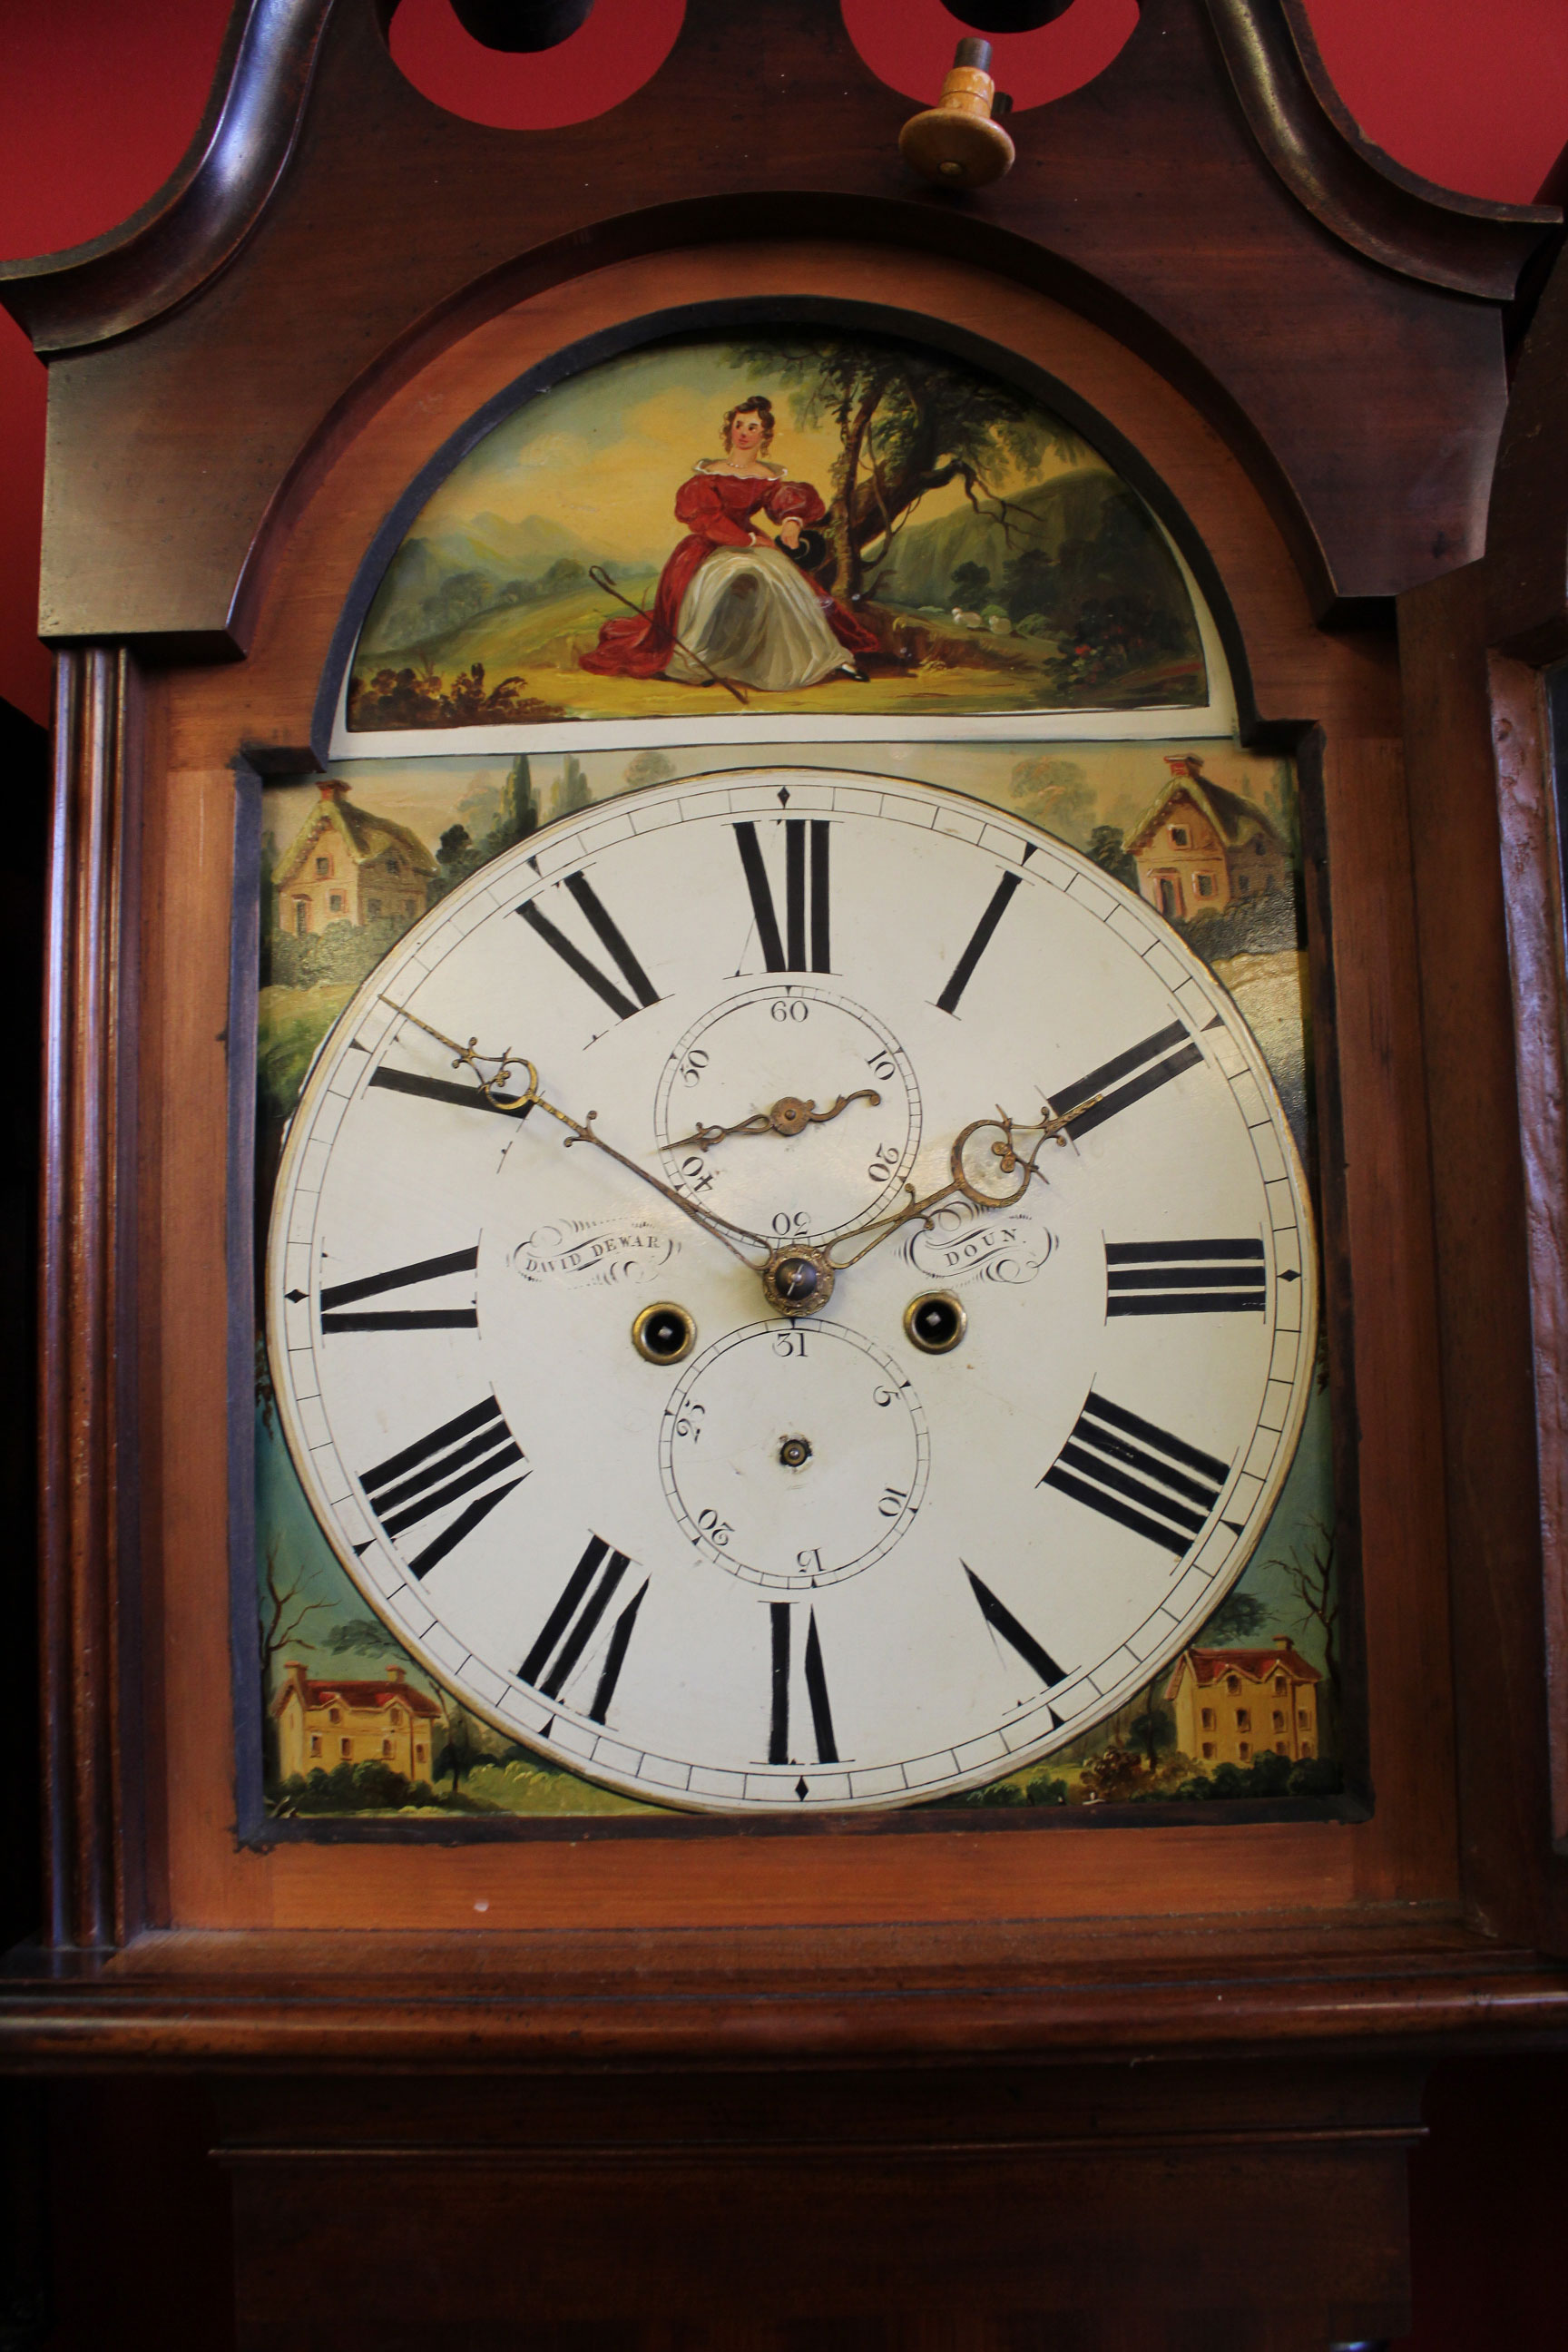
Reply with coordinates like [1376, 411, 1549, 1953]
[38, 646, 143, 1949]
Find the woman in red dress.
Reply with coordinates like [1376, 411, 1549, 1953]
[580, 396, 878, 691]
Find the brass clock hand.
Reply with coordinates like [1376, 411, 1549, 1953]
[377, 997, 776, 1271]
[823, 1096, 1101, 1272]
[664, 1087, 881, 1153]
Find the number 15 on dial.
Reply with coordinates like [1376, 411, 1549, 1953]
[267, 769, 1318, 1812]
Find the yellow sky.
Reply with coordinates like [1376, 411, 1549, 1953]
[411, 346, 1102, 568]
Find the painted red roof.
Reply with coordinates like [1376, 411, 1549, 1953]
[1165, 1643, 1319, 1700]
[272, 1672, 442, 1720]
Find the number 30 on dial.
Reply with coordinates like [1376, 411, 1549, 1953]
[267, 769, 1318, 1812]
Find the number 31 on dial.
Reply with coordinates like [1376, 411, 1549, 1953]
[268, 769, 1318, 1812]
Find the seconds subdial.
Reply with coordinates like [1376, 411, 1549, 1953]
[659, 1320, 930, 1589]
[653, 983, 921, 1244]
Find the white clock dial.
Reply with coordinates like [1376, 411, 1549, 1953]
[267, 769, 1318, 1813]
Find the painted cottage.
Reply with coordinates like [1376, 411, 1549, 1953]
[1127, 754, 1289, 921]
[1166, 1639, 1320, 1769]
[272, 1661, 444, 1783]
[274, 778, 437, 936]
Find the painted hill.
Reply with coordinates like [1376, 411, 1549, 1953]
[360, 510, 652, 656]
[871, 466, 1199, 659]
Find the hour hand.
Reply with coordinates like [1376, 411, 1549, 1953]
[665, 1088, 880, 1153]
[825, 1095, 1101, 1271]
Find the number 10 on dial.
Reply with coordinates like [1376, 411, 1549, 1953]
[267, 770, 1318, 1812]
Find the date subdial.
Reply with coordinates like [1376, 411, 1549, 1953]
[658, 1320, 930, 1589]
[653, 984, 921, 1245]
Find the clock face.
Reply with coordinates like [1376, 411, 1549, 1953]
[266, 769, 1317, 1813]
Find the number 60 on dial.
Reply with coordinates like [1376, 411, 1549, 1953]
[267, 769, 1318, 1812]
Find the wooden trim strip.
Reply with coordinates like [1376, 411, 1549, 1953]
[38, 649, 143, 1949]
[1202, 0, 1556, 300]
[0, 0, 333, 355]
[1, 1951, 1565, 2068]
[1490, 655, 1568, 1851]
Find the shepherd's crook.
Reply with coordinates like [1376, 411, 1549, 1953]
[588, 564, 750, 706]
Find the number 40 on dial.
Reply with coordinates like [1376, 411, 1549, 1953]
[268, 770, 1317, 1812]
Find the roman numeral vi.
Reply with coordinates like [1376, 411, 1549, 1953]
[768, 1602, 838, 1765]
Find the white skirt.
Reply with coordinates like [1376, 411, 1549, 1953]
[665, 544, 854, 691]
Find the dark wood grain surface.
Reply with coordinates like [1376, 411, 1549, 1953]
[37, 650, 146, 1955]
[1, 0, 1556, 652]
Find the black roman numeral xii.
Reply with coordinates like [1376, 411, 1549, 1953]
[734, 819, 831, 972]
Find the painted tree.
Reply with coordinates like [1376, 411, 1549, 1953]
[1275, 1518, 1338, 1745]
[622, 749, 674, 790]
[496, 752, 539, 846]
[727, 336, 1081, 600]
[258, 1541, 331, 1685]
[556, 751, 593, 815]
[1199, 1587, 1269, 1644]
[257, 1541, 332, 1781]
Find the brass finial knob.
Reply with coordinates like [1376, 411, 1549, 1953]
[898, 38, 1017, 190]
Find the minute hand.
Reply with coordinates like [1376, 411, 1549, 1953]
[823, 1097, 1101, 1271]
[377, 998, 775, 1269]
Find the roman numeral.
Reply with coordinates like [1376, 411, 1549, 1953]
[368, 1064, 534, 1119]
[1049, 1020, 1202, 1138]
[768, 1602, 838, 1764]
[733, 819, 831, 972]
[320, 1245, 479, 1334]
[964, 1566, 1067, 1688]
[1105, 1238, 1266, 1316]
[936, 870, 1023, 1014]
[519, 1534, 649, 1720]
[517, 871, 660, 1021]
[360, 1396, 526, 1579]
[1041, 1393, 1228, 1555]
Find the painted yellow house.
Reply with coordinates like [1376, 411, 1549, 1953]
[1126, 754, 1289, 921]
[1166, 1638, 1320, 1768]
[272, 1661, 443, 1782]
[274, 779, 436, 936]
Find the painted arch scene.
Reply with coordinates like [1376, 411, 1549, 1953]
[338, 329, 1213, 750]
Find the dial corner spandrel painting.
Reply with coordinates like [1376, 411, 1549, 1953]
[247, 731, 1345, 1831]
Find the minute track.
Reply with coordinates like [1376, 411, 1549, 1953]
[266, 768, 1318, 1814]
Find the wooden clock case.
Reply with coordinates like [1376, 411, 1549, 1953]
[6, 3, 1568, 2342]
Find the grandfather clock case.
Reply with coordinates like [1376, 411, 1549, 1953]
[6, 3, 1568, 2346]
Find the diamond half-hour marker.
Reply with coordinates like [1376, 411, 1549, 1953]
[795, 1776, 808, 1800]
[285, 1288, 306, 1302]
[778, 786, 790, 806]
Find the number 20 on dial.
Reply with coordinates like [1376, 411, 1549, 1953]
[267, 769, 1318, 1811]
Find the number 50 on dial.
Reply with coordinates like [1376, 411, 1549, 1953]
[267, 770, 1318, 1812]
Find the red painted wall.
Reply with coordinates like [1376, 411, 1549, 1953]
[2, 0, 1566, 721]
[1, 10, 1567, 2347]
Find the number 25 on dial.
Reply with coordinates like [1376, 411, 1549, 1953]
[268, 770, 1317, 1811]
